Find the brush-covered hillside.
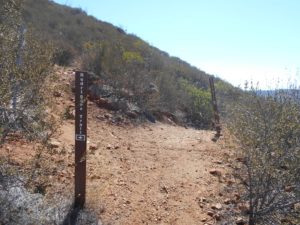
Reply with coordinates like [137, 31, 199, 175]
[22, 0, 241, 128]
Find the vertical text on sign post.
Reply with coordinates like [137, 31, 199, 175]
[76, 73, 86, 142]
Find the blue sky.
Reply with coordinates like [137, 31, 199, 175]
[54, 0, 300, 89]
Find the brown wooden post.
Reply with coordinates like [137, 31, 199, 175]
[74, 71, 88, 208]
[209, 76, 221, 139]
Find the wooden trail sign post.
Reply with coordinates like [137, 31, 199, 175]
[75, 71, 88, 208]
[209, 77, 221, 140]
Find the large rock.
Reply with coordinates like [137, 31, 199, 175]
[96, 97, 121, 111]
[125, 102, 141, 118]
[88, 83, 114, 100]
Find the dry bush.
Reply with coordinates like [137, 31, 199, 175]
[0, 1, 74, 224]
[228, 87, 300, 225]
[0, 0, 55, 143]
[53, 43, 76, 66]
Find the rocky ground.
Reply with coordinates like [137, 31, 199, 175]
[0, 66, 246, 225]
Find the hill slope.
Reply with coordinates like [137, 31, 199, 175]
[22, 0, 239, 128]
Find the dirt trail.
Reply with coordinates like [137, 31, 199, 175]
[82, 118, 231, 225]
[2, 66, 236, 225]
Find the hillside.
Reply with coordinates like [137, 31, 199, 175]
[22, 0, 240, 128]
[22, 0, 209, 82]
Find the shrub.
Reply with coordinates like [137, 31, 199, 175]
[0, 0, 54, 143]
[53, 44, 76, 66]
[122, 51, 144, 64]
[215, 79, 242, 117]
[228, 87, 300, 225]
[180, 79, 213, 128]
[0, 1, 68, 224]
[81, 40, 215, 127]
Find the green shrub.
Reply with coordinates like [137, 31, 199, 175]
[180, 79, 213, 127]
[122, 51, 144, 64]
